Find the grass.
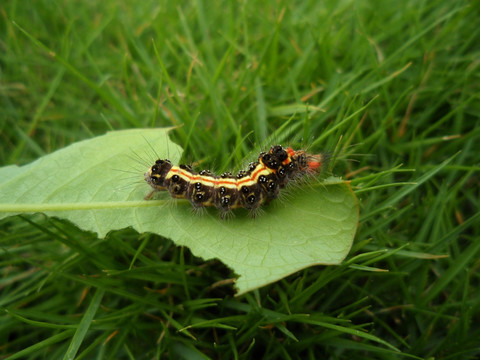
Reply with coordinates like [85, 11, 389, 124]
[1, 0, 479, 358]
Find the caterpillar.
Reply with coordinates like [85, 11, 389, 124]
[144, 145, 328, 218]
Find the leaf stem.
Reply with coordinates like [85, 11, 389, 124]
[0, 200, 173, 213]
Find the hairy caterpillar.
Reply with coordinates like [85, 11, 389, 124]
[144, 145, 328, 218]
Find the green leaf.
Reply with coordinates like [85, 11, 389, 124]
[63, 288, 105, 360]
[0, 129, 358, 294]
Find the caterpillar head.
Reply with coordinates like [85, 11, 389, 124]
[145, 159, 173, 191]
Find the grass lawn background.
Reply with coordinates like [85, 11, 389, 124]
[1, 0, 479, 359]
